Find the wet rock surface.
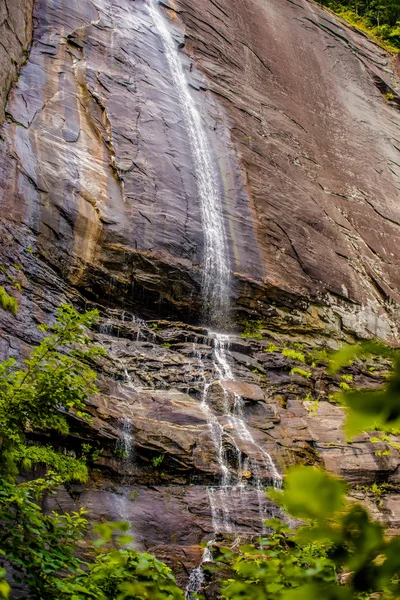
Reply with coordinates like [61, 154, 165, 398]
[0, 0, 400, 337]
[176, 0, 400, 340]
[1, 0, 400, 589]
[34, 312, 400, 585]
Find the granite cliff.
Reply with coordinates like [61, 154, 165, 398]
[1, 0, 400, 592]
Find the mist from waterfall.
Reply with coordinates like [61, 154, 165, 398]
[147, 0, 230, 328]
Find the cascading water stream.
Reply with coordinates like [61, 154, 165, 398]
[211, 333, 282, 489]
[196, 336, 282, 533]
[144, 2, 282, 594]
[185, 545, 214, 600]
[147, 0, 230, 327]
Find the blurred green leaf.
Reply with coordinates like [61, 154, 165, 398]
[270, 466, 346, 521]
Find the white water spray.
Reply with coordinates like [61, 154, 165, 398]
[147, 0, 230, 326]
[185, 545, 213, 600]
[211, 333, 282, 489]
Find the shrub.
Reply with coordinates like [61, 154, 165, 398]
[0, 305, 184, 599]
[241, 319, 263, 339]
[152, 454, 164, 468]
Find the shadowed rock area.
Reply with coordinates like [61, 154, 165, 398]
[0, 0, 33, 122]
[1, 0, 400, 590]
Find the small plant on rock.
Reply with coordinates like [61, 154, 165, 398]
[282, 348, 306, 363]
[241, 319, 263, 339]
[151, 454, 164, 468]
[291, 367, 312, 379]
[265, 342, 279, 353]
[0, 286, 18, 315]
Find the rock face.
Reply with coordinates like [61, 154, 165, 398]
[45, 315, 400, 587]
[0, 0, 33, 122]
[1, 0, 400, 337]
[1, 0, 400, 591]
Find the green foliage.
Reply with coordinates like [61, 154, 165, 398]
[0, 304, 103, 479]
[330, 341, 400, 435]
[0, 286, 18, 315]
[81, 442, 102, 463]
[0, 568, 10, 599]
[306, 348, 329, 365]
[265, 342, 279, 353]
[0, 305, 184, 599]
[129, 489, 139, 502]
[221, 465, 400, 599]
[282, 348, 306, 363]
[270, 466, 346, 520]
[0, 475, 89, 598]
[241, 319, 263, 339]
[317, 0, 400, 52]
[70, 522, 185, 600]
[14, 444, 88, 482]
[219, 519, 335, 600]
[152, 454, 164, 468]
[290, 367, 312, 379]
[0, 479, 184, 599]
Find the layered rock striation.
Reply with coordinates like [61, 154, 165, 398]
[1, 0, 400, 589]
[1, 0, 400, 338]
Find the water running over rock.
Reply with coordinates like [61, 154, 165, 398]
[147, 0, 281, 539]
[147, 0, 230, 328]
[145, 2, 282, 593]
[185, 545, 213, 600]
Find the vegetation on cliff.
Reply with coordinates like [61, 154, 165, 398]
[0, 305, 183, 599]
[0, 286, 18, 315]
[216, 341, 400, 599]
[1, 306, 400, 598]
[219, 466, 400, 599]
[317, 0, 400, 51]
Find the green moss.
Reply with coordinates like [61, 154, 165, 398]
[339, 381, 351, 391]
[151, 454, 164, 468]
[0, 286, 18, 315]
[282, 348, 306, 363]
[265, 342, 279, 353]
[291, 366, 312, 379]
[129, 489, 139, 502]
[341, 374, 353, 382]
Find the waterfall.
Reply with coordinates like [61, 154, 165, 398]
[147, 0, 230, 327]
[144, 3, 283, 594]
[210, 333, 282, 489]
[194, 337, 281, 536]
[185, 545, 213, 600]
[116, 417, 134, 464]
[147, 0, 281, 528]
